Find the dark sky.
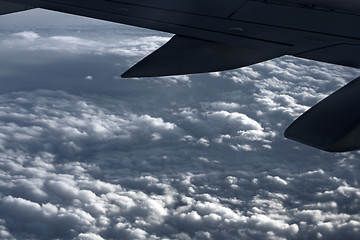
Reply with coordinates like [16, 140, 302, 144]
[1, 9, 360, 240]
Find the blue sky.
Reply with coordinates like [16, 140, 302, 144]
[1, 9, 360, 240]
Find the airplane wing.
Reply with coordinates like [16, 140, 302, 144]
[0, 0, 292, 76]
[2, 0, 359, 72]
[0, 1, 32, 14]
[285, 76, 360, 152]
[1, 0, 360, 152]
[121, 35, 286, 78]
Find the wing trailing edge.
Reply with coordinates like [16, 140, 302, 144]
[297, 44, 360, 69]
[285, 76, 360, 152]
[0, 1, 33, 15]
[122, 35, 288, 78]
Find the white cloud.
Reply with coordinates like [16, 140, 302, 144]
[206, 110, 262, 130]
[13, 31, 40, 40]
[201, 101, 241, 111]
[77, 233, 105, 240]
[266, 175, 288, 186]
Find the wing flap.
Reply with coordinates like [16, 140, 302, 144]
[122, 35, 288, 78]
[0, 1, 33, 15]
[108, 0, 245, 18]
[296, 44, 360, 69]
[231, 1, 360, 39]
[285, 76, 360, 152]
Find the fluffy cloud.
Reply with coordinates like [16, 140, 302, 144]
[1, 9, 360, 240]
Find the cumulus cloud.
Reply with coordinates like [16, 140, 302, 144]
[1, 9, 360, 240]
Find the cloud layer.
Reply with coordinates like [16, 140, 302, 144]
[1, 10, 360, 240]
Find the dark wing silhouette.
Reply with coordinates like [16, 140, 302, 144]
[285, 76, 360, 152]
[0, 1, 32, 14]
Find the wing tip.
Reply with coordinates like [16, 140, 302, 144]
[120, 71, 133, 78]
[284, 126, 335, 152]
[284, 76, 360, 153]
